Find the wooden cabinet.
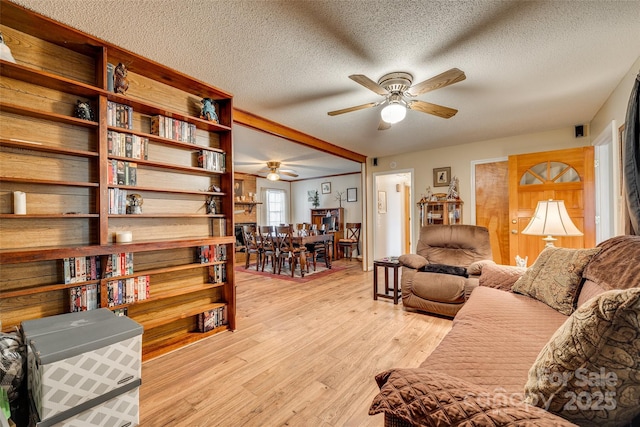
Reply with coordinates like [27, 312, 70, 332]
[419, 200, 464, 226]
[0, 1, 235, 360]
[310, 208, 344, 258]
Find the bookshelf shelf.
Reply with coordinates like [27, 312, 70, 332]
[0, 0, 236, 361]
[0, 103, 99, 129]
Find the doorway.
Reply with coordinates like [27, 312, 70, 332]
[373, 170, 413, 260]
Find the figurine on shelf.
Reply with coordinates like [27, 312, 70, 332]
[74, 100, 94, 121]
[0, 32, 16, 63]
[126, 193, 143, 214]
[447, 176, 459, 200]
[200, 98, 219, 123]
[205, 196, 217, 214]
[114, 62, 129, 94]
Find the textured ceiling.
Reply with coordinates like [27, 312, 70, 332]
[11, 0, 640, 179]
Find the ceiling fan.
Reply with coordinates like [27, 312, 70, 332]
[328, 68, 466, 130]
[259, 161, 299, 181]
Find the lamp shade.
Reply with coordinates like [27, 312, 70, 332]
[522, 200, 582, 245]
[266, 172, 280, 181]
[380, 103, 406, 124]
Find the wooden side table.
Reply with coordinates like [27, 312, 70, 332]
[373, 258, 401, 304]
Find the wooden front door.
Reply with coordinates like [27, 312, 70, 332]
[508, 147, 595, 264]
[475, 161, 510, 264]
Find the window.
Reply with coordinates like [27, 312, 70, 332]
[520, 161, 580, 185]
[264, 189, 286, 226]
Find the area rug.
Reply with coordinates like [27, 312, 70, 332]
[235, 262, 345, 283]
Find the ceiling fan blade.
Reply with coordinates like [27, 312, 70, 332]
[280, 171, 299, 178]
[327, 102, 378, 116]
[378, 119, 391, 131]
[349, 74, 389, 96]
[408, 100, 458, 119]
[406, 68, 466, 96]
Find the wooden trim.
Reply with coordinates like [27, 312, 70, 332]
[233, 108, 367, 164]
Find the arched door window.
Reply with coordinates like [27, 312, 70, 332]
[520, 161, 581, 185]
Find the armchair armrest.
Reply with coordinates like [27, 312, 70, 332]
[369, 368, 578, 427]
[479, 263, 527, 291]
[398, 253, 428, 270]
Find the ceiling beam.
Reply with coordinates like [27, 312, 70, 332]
[233, 108, 367, 164]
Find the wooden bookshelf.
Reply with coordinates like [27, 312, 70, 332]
[0, 0, 236, 360]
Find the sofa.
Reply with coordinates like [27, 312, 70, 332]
[370, 235, 640, 426]
[399, 225, 493, 317]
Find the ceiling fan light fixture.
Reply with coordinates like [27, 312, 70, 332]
[380, 102, 406, 124]
[266, 172, 280, 181]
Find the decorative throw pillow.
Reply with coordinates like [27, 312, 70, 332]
[420, 263, 469, 278]
[398, 254, 428, 270]
[512, 247, 601, 315]
[524, 288, 640, 427]
[369, 368, 578, 426]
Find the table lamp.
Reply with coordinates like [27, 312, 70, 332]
[522, 199, 583, 247]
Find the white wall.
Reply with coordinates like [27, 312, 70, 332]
[591, 56, 640, 139]
[290, 173, 362, 224]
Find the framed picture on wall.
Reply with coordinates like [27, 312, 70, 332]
[433, 167, 451, 187]
[321, 182, 331, 194]
[378, 191, 387, 214]
[234, 180, 244, 198]
[347, 187, 357, 202]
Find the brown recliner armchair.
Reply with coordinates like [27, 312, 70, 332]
[399, 225, 493, 317]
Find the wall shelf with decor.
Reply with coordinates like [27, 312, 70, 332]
[418, 200, 464, 226]
[0, 0, 236, 360]
[235, 201, 262, 214]
[310, 207, 344, 258]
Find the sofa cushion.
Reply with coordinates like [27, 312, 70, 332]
[479, 263, 526, 291]
[411, 273, 466, 303]
[370, 368, 578, 426]
[524, 287, 640, 427]
[582, 235, 640, 292]
[512, 247, 601, 315]
[467, 259, 494, 276]
[398, 253, 428, 270]
[421, 286, 568, 393]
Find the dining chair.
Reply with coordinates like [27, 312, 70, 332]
[338, 222, 361, 261]
[242, 225, 262, 270]
[259, 225, 277, 272]
[275, 225, 306, 277]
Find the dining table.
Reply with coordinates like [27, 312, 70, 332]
[291, 233, 334, 270]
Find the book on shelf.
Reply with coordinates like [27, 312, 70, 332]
[196, 244, 228, 263]
[211, 218, 226, 237]
[112, 308, 128, 317]
[106, 275, 150, 307]
[108, 130, 149, 160]
[103, 253, 134, 278]
[150, 115, 196, 143]
[197, 150, 226, 172]
[63, 256, 102, 284]
[69, 283, 100, 312]
[106, 62, 115, 92]
[109, 188, 128, 214]
[197, 305, 227, 332]
[107, 101, 133, 130]
[109, 160, 138, 186]
[209, 264, 226, 284]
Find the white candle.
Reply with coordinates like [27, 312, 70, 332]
[13, 191, 26, 215]
[116, 231, 133, 243]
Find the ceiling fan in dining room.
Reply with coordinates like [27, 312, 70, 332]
[258, 161, 299, 181]
[327, 68, 466, 130]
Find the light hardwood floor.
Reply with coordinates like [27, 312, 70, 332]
[140, 260, 452, 426]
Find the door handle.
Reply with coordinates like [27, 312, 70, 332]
[511, 230, 518, 234]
